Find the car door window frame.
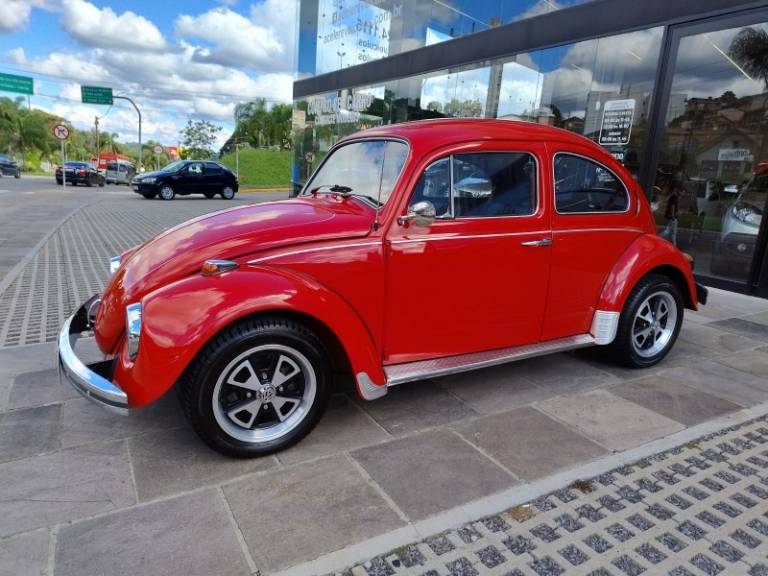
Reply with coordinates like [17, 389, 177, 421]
[408, 150, 539, 220]
[553, 151, 631, 216]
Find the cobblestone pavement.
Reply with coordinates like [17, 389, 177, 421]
[0, 194, 284, 347]
[339, 416, 768, 576]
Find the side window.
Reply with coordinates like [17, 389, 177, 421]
[188, 163, 203, 175]
[205, 162, 222, 174]
[453, 152, 536, 217]
[409, 158, 451, 217]
[554, 154, 629, 213]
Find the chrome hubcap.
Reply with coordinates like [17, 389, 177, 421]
[161, 186, 173, 199]
[212, 344, 316, 443]
[631, 291, 677, 358]
[223, 187, 234, 198]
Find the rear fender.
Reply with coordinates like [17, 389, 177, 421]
[113, 266, 385, 408]
[598, 234, 698, 314]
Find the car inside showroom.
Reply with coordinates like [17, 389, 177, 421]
[292, 0, 768, 298]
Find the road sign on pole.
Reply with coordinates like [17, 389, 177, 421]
[53, 124, 70, 190]
[0, 72, 33, 95]
[81, 85, 113, 105]
[152, 144, 163, 155]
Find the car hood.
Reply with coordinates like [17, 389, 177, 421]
[95, 196, 375, 351]
[135, 169, 172, 180]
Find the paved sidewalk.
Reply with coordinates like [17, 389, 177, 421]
[335, 415, 768, 576]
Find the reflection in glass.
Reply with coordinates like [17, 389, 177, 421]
[652, 22, 768, 284]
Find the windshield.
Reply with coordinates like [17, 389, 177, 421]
[302, 140, 409, 206]
[161, 160, 185, 172]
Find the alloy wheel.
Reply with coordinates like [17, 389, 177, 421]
[160, 185, 174, 200]
[222, 186, 235, 199]
[211, 344, 316, 443]
[631, 291, 677, 358]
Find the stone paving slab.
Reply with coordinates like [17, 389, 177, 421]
[0, 529, 48, 576]
[333, 415, 768, 576]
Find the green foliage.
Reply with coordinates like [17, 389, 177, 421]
[729, 27, 768, 88]
[222, 99, 292, 153]
[218, 147, 291, 187]
[179, 119, 222, 159]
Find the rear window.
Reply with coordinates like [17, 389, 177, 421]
[554, 153, 629, 214]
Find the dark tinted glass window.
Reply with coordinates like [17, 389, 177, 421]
[453, 152, 536, 217]
[554, 154, 628, 213]
[409, 158, 451, 218]
[205, 162, 222, 174]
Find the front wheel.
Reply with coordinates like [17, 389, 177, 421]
[159, 185, 175, 200]
[607, 274, 684, 368]
[221, 186, 235, 199]
[181, 317, 330, 457]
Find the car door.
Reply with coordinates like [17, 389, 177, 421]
[204, 162, 223, 194]
[182, 162, 205, 194]
[384, 142, 552, 365]
[542, 144, 642, 340]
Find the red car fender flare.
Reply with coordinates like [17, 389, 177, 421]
[596, 234, 698, 315]
[115, 266, 385, 408]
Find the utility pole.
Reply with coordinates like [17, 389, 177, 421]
[114, 95, 142, 173]
[94, 115, 100, 170]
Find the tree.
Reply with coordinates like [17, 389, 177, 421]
[180, 119, 222, 159]
[729, 27, 768, 89]
[443, 98, 483, 118]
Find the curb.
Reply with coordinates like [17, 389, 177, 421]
[239, 187, 291, 193]
[274, 400, 768, 576]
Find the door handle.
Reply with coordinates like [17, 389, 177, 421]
[520, 237, 552, 247]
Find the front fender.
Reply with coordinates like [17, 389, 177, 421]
[113, 266, 384, 408]
[597, 234, 698, 313]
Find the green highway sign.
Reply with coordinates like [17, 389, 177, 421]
[0, 72, 33, 95]
[81, 85, 113, 105]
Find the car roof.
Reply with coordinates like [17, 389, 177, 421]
[346, 118, 607, 155]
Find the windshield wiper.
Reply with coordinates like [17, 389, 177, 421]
[310, 184, 353, 195]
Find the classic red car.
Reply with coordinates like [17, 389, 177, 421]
[59, 119, 707, 457]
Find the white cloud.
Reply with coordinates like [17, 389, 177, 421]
[0, 0, 51, 33]
[60, 0, 167, 52]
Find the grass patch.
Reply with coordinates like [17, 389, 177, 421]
[219, 148, 291, 187]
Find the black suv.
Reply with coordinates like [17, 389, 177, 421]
[132, 160, 239, 200]
[0, 154, 20, 178]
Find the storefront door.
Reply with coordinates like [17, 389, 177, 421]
[649, 11, 768, 294]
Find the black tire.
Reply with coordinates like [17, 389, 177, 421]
[221, 185, 236, 200]
[14, 172, 20, 179]
[142, 192, 157, 199]
[180, 317, 331, 457]
[86, 178, 93, 187]
[159, 185, 175, 200]
[607, 274, 684, 368]
[204, 192, 216, 199]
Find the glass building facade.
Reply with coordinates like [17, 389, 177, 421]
[293, 0, 768, 297]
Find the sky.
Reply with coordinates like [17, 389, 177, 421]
[0, 0, 297, 149]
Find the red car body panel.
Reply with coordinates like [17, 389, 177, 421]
[91, 119, 699, 407]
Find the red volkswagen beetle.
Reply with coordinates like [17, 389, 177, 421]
[59, 119, 707, 457]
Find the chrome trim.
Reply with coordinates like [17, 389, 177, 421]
[86, 297, 101, 326]
[390, 230, 550, 245]
[591, 310, 620, 345]
[247, 242, 381, 264]
[554, 227, 644, 234]
[202, 259, 239, 275]
[553, 151, 631, 216]
[126, 303, 142, 360]
[520, 237, 552, 247]
[384, 334, 595, 386]
[58, 308, 128, 414]
[109, 255, 121, 275]
[356, 372, 387, 400]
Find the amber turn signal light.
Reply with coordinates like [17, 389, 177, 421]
[201, 260, 238, 276]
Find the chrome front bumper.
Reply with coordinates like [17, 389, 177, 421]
[57, 297, 129, 414]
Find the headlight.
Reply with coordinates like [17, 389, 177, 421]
[730, 203, 762, 227]
[109, 256, 121, 275]
[126, 303, 142, 359]
[143, 177, 156, 184]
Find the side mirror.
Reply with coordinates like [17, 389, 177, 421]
[398, 200, 436, 227]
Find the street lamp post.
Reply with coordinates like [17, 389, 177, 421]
[114, 95, 142, 173]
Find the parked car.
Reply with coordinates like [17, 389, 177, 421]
[711, 160, 766, 276]
[0, 154, 20, 178]
[131, 160, 238, 200]
[105, 159, 136, 185]
[59, 119, 706, 457]
[55, 162, 105, 186]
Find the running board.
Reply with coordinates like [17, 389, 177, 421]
[384, 334, 596, 387]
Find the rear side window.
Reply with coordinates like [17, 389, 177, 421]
[205, 162, 223, 174]
[554, 153, 629, 213]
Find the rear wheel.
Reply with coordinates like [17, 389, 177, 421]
[607, 274, 683, 368]
[221, 186, 235, 199]
[181, 317, 330, 457]
[160, 185, 175, 200]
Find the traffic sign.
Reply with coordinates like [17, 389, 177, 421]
[81, 85, 113, 105]
[304, 151, 315, 163]
[52, 124, 70, 140]
[0, 72, 33, 95]
[153, 144, 164, 155]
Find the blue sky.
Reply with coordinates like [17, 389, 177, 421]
[0, 0, 297, 148]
